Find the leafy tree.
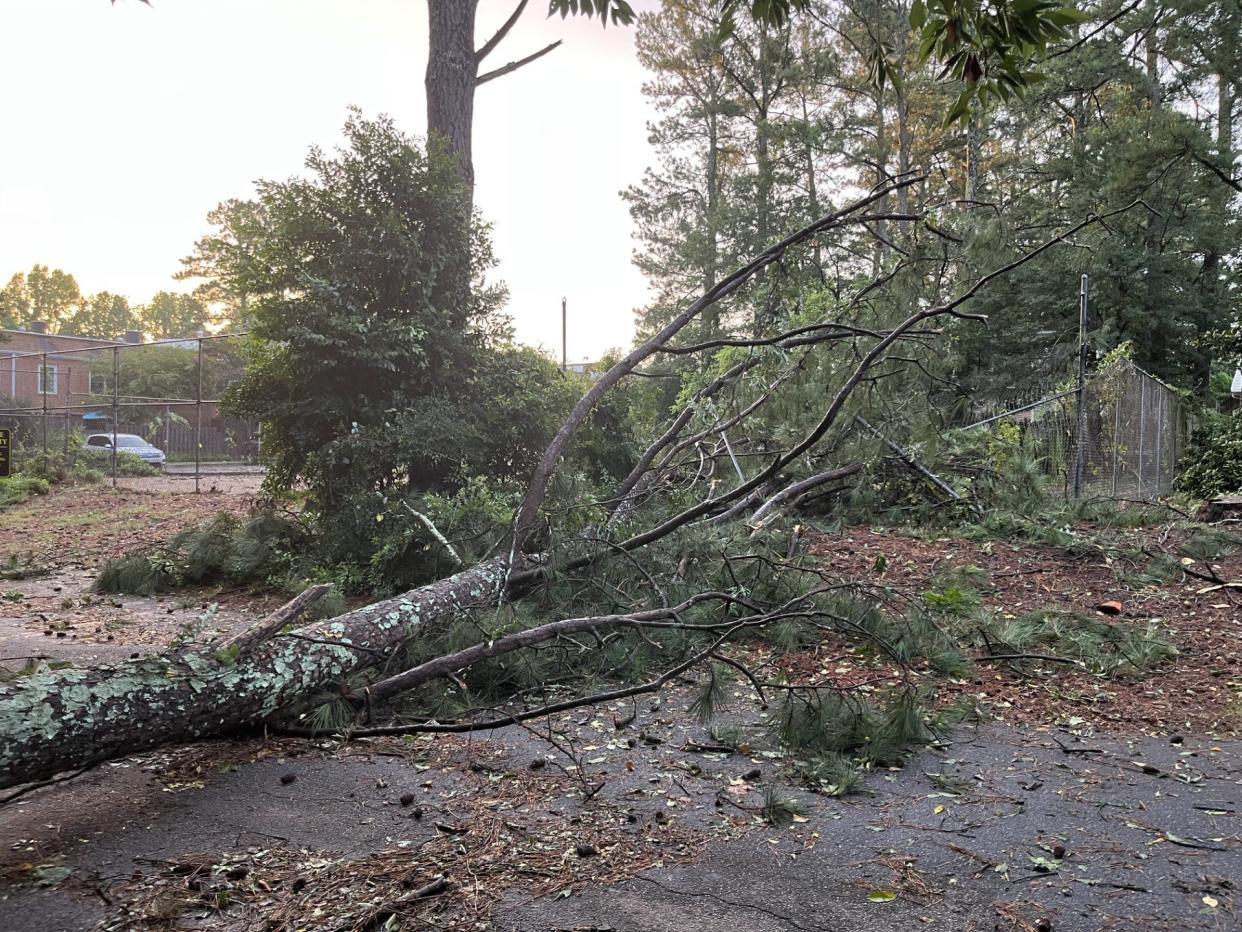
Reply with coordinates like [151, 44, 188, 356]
[104, 343, 240, 402]
[0, 265, 82, 331]
[629, 0, 1241, 408]
[138, 290, 211, 339]
[177, 198, 268, 330]
[61, 291, 136, 338]
[195, 115, 499, 564]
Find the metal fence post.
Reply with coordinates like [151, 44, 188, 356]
[111, 346, 119, 488]
[1072, 274, 1089, 498]
[1136, 375, 1146, 499]
[1154, 386, 1165, 495]
[1110, 370, 1121, 497]
[195, 337, 203, 494]
[41, 352, 48, 455]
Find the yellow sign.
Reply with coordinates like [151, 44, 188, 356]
[0, 428, 9, 478]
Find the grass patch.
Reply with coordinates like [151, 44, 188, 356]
[0, 476, 50, 512]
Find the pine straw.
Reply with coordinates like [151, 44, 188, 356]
[104, 737, 712, 931]
[799, 524, 1242, 735]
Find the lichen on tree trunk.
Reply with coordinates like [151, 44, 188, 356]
[0, 558, 508, 790]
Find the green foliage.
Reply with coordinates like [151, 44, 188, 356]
[689, 664, 730, 724]
[95, 512, 310, 595]
[796, 750, 865, 797]
[94, 553, 183, 596]
[87, 342, 245, 425]
[1178, 412, 1242, 499]
[912, 0, 1087, 123]
[16, 447, 156, 484]
[967, 609, 1177, 676]
[188, 113, 626, 592]
[0, 475, 50, 511]
[358, 478, 519, 594]
[1177, 525, 1242, 562]
[773, 686, 940, 769]
[549, 0, 636, 26]
[759, 785, 806, 827]
[0, 265, 81, 330]
[61, 291, 135, 338]
[1065, 497, 1176, 529]
[138, 291, 211, 340]
[823, 592, 974, 679]
[221, 112, 504, 494]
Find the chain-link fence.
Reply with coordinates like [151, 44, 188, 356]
[961, 359, 1191, 500]
[0, 332, 260, 490]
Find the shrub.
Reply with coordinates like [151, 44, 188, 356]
[75, 447, 159, 477]
[1178, 412, 1242, 499]
[15, 446, 157, 484]
[0, 476, 50, 511]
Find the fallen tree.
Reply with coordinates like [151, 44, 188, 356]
[0, 180, 1145, 792]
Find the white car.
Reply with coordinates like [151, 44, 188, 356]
[85, 433, 167, 467]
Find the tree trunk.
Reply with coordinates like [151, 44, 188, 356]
[894, 77, 912, 215]
[0, 559, 508, 790]
[704, 104, 721, 338]
[965, 95, 982, 203]
[1145, 0, 1162, 110]
[1219, 1, 1238, 170]
[873, 90, 889, 274]
[426, 0, 480, 199]
[801, 93, 822, 270]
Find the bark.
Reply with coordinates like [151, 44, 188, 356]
[704, 104, 722, 337]
[1219, 2, 1239, 170]
[1144, 0, 1162, 110]
[965, 95, 982, 204]
[894, 77, 912, 216]
[801, 93, 822, 269]
[426, 0, 480, 198]
[0, 559, 508, 790]
[748, 464, 863, 526]
[874, 90, 890, 273]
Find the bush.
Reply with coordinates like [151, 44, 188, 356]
[1178, 412, 1242, 499]
[16, 446, 157, 484]
[75, 447, 159, 477]
[0, 476, 50, 511]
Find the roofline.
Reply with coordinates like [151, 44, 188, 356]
[1, 329, 249, 362]
[0, 328, 122, 345]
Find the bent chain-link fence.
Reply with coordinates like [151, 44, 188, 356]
[960, 359, 1190, 501]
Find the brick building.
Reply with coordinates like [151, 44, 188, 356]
[0, 323, 137, 409]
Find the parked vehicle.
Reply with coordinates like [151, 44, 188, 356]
[84, 433, 166, 467]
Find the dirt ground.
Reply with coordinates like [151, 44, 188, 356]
[0, 479, 278, 667]
[1, 486, 1240, 931]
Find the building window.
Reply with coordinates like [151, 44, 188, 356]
[90, 372, 108, 395]
[37, 364, 59, 395]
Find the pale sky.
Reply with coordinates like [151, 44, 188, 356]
[0, 0, 660, 361]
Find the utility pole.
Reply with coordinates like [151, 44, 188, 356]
[561, 296, 567, 372]
[1073, 274, 1089, 499]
